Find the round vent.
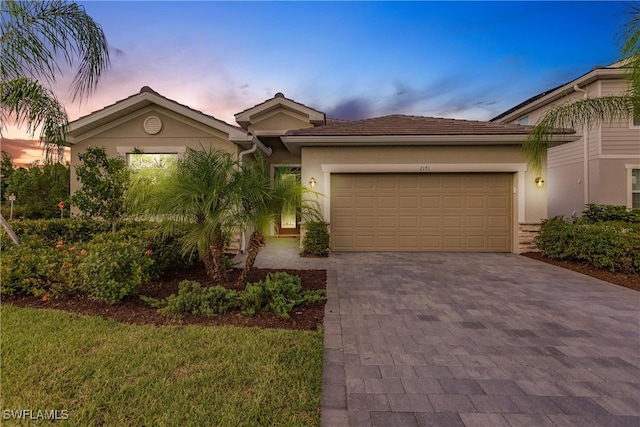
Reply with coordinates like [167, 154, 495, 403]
[143, 116, 162, 135]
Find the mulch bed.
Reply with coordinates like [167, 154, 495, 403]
[5, 254, 637, 330]
[522, 252, 640, 292]
[2, 263, 327, 330]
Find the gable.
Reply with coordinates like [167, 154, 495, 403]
[71, 106, 233, 143]
[234, 92, 325, 136]
[245, 108, 315, 136]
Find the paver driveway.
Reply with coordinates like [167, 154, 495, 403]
[320, 252, 640, 427]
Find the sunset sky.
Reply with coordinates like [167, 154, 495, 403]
[2, 0, 630, 165]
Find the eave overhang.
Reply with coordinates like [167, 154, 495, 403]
[66, 89, 271, 156]
[493, 67, 630, 123]
[280, 134, 579, 155]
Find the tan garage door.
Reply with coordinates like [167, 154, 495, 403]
[331, 173, 512, 252]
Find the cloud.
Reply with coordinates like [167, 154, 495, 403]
[325, 98, 372, 120]
[0, 138, 52, 167]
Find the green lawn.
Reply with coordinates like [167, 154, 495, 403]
[0, 305, 323, 426]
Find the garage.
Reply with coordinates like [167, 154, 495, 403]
[331, 173, 512, 252]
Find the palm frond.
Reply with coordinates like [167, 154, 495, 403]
[0, 0, 110, 100]
[0, 77, 67, 160]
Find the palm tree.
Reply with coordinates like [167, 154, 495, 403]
[0, 0, 109, 243]
[523, 5, 640, 175]
[234, 156, 322, 287]
[128, 147, 243, 283]
[1, 0, 110, 158]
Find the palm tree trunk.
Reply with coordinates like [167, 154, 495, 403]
[235, 230, 266, 287]
[0, 213, 19, 244]
[203, 231, 227, 282]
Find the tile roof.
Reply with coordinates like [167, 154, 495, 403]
[285, 114, 537, 136]
[234, 92, 325, 118]
[71, 86, 245, 132]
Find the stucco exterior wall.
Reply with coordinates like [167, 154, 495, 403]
[70, 107, 238, 197]
[246, 110, 313, 135]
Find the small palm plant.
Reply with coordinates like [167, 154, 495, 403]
[128, 147, 242, 282]
[235, 156, 322, 287]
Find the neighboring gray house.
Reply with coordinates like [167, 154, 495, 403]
[492, 60, 640, 217]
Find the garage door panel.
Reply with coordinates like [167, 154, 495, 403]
[355, 216, 376, 229]
[398, 235, 419, 249]
[466, 216, 485, 228]
[378, 216, 397, 228]
[443, 216, 463, 228]
[488, 195, 509, 209]
[465, 195, 485, 208]
[421, 216, 441, 228]
[443, 196, 463, 209]
[465, 235, 486, 249]
[421, 196, 441, 208]
[400, 196, 419, 208]
[399, 216, 419, 228]
[378, 196, 396, 208]
[331, 173, 511, 252]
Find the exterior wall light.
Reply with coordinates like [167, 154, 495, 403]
[535, 177, 545, 188]
[309, 177, 317, 189]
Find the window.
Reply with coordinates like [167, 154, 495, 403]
[517, 115, 529, 125]
[633, 169, 640, 208]
[127, 153, 177, 184]
[127, 153, 177, 170]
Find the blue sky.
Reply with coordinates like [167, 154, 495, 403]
[2, 1, 632, 162]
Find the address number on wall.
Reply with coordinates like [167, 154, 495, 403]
[419, 165, 430, 172]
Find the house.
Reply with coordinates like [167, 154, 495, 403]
[491, 60, 640, 216]
[67, 88, 574, 254]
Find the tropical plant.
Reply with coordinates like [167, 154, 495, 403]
[0, 0, 110, 156]
[0, 0, 110, 242]
[71, 146, 129, 232]
[127, 147, 242, 282]
[522, 5, 640, 175]
[234, 157, 322, 286]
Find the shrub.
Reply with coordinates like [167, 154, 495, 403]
[145, 272, 325, 320]
[3, 218, 111, 245]
[0, 239, 85, 296]
[536, 216, 640, 274]
[534, 216, 578, 259]
[301, 221, 330, 257]
[239, 272, 325, 319]
[77, 234, 154, 304]
[581, 204, 640, 224]
[0, 242, 59, 296]
[148, 280, 239, 316]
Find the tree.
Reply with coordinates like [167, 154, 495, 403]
[523, 5, 640, 175]
[234, 157, 321, 286]
[1, 151, 15, 201]
[72, 146, 129, 233]
[128, 147, 242, 282]
[5, 160, 70, 219]
[0, 0, 110, 157]
[0, 0, 109, 243]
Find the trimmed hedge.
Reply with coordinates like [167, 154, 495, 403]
[535, 215, 640, 274]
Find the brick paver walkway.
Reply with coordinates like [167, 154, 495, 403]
[245, 241, 640, 426]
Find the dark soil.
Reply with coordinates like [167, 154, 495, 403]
[3, 262, 327, 331]
[6, 254, 636, 330]
[522, 252, 640, 292]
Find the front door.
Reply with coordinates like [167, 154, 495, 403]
[276, 167, 301, 236]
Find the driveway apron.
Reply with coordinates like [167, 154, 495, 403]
[321, 252, 640, 427]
